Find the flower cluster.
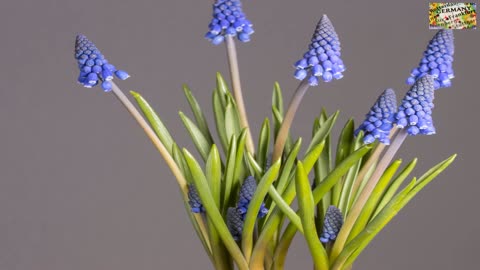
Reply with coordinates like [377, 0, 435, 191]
[75, 35, 129, 92]
[205, 0, 254, 45]
[187, 184, 205, 213]
[294, 15, 345, 86]
[355, 89, 397, 145]
[226, 207, 244, 241]
[396, 75, 436, 136]
[237, 176, 268, 219]
[320, 206, 344, 243]
[406, 29, 454, 90]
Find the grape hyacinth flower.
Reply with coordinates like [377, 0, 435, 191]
[205, 0, 254, 45]
[187, 184, 205, 213]
[74, 34, 129, 92]
[396, 75, 436, 136]
[320, 205, 344, 244]
[226, 207, 244, 241]
[294, 15, 345, 86]
[237, 176, 268, 219]
[355, 89, 398, 145]
[406, 29, 455, 90]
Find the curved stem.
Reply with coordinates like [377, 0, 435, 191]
[225, 36, 255, 155]
[272, 79, 310, 162]
[330, 128, 407, 262]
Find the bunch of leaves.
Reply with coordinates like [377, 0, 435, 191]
[130, 73, 455, 270]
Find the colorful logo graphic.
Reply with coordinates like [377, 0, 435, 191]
[429, 3, 476, 29]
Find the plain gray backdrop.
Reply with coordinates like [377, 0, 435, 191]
[1, 0, 479, 269]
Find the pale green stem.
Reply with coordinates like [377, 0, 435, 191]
[110, 81, 212, 253]
[349, 128, 398, 200]
[272, 78, 310, 162]
[225, 35, 255, 155]
[330, 128, 407, 262]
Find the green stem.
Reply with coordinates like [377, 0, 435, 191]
[330, 128, 407, 262]
[225, 35, 255, 155]
[272, 79, 310, 162]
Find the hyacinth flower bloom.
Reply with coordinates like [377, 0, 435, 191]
[205, 0, 254, 45]
[320, 206, 344, 243]
[294, 15, 345, 86]
[272, 14, 345, 162]
[406, 29, 455, 90]
[355, 89, 398, 145]
[237, 176, 268, 219]
[206, 0, 255, 155]
[74, 35, 129, 92]
[396, 75, 436, 135]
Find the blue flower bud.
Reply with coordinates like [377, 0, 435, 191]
[205, 0, 254, 45]
[320, 206, 344, 243]
[237, 176, 268, 220]
[187, 184, 205, 213]
[226, 207, 244, 241]
[74, 35, 129, 90]
[294, 15, 345, 86]
[396, 75, 436, 136]
[356, 89, 397, 145]
[406, 30, 454, 90]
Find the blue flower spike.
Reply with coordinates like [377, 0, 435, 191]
[355, 88, 398, 145]
[187, 184, 205, 213]
[226, 207, 244, 241]
[205, 0, 254, 45]
[75, 34, 129, 92]
[237, 176, 268, 219]
[320, 205, 344, 244]
[396, 75, 436, 136]
[294, 15, 345, 86]
[406, 29, 454, 90]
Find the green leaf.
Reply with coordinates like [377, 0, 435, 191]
[225, 102, 241, 142]
[333, 154, 456, 269]
[257, 118, 271, 171]
[206, 145, 222, 208]
[331, 119, 355, 206]
[275, 138, 302, 195]
[130, 91, 175, 155]
[223, 135, 238, 210]
[233, 129, 248, 193]
[182, 84, 214, 145]
[267, 186, 302, 232]
[272, 82, 284, 117]
[306, 111, 340, 154]
[179, 111, 211, 161]
[182, 149, 249, 270]
[348, 159, 402, 242]
[373, 158, 418, 217]
[246, 151, 262, 178]
[171, 143, 193, 183]
[314, 109, 332, 223]
[242, 160, 281, 260]
[338, 130, 365, 214]
[296, 161, 329, 270]
[213, 90, 228, 153]
[216, 72, 230, 95]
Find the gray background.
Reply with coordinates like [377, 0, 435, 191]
[0, 0, 478, 269]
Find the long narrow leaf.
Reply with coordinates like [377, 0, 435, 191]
[183, 84, 214, 145]
[242, 160, 281, 260]
[306, 111, 340, 154]
[183, 149, 249, 270]
[131, 91, 175, 154]
[213, 90, 228, 153]
[296, 161, 329, 270]
[179, 111, 211, 161]
[257, 118, 271, 171]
